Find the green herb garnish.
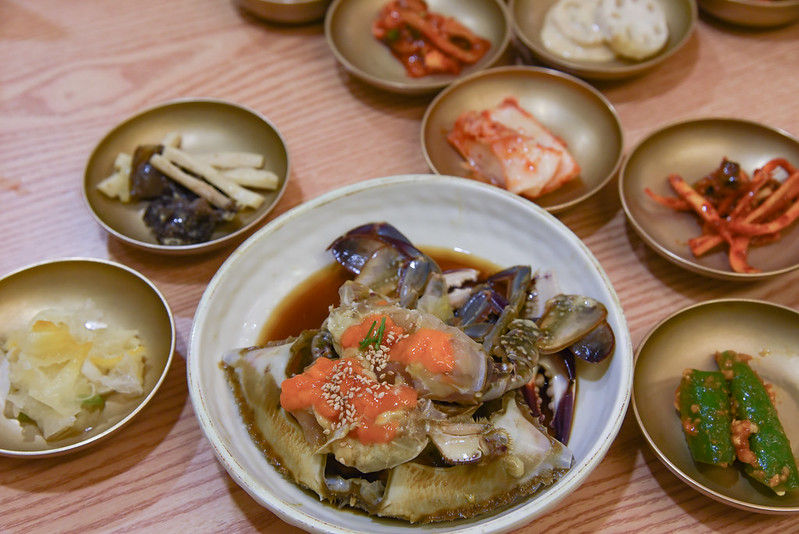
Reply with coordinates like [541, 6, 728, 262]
[81, 394, 105, 409]
[386, 28, 399, 42]
[17, 412, 34, 424]
[359, 316, 387, 350]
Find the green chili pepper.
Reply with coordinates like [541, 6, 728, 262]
[715, 350, 799, 495]
[676, 369, 735, 467]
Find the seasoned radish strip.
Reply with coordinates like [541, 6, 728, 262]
[645, 158, 799, 273]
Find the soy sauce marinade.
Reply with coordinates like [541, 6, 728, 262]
[259, 247, 499, 344]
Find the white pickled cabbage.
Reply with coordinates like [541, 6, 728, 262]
[0, 302, 146, 440]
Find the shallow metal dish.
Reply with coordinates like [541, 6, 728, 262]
[699, 0, 799, 27]
[324, 0, 512, 94]
[509, 0, 697, 81]
[633, 299, 799, 513]
[83, 98, 290, 255]
[0, 258, 175, 457]
[189, 175, 633, 533]
[422, 66, 623, 213]
[619, 117, 799, 281]
[235, 0, 332, 24]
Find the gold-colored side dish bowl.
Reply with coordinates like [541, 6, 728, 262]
[633, 299, 799, 513]
[234, 0, 332, 25]
[0, 258, 175, 457]
[324, 0, 512, 94]
[509, 0, 697, 81]
[698, 0, 799, 28]
[421, 66, 623, 213]
[83, 98, 290, 255]
[619, 117, 799, 281]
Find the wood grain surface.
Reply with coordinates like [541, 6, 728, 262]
[1, 1, 798, 532]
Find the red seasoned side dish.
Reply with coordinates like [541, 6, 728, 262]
[645, 158, 799, 273]
[447, 97, 581, 199]
[372, 0, 491, 78]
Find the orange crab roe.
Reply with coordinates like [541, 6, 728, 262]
[280, 356, 417, 444]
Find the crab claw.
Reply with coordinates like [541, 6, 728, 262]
[569, 321, 615, 363]
[523, 351, 576, 444]
[327, 222, 441, 309]
[536, 295, 607, 354]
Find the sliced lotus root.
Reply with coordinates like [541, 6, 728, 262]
[549, 0, 606, 46]
[541, 3, 615, 62]
[596, 0, 669, 61]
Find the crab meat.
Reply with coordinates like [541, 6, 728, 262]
[325, 282, 489, 404]
[222, 342, 573, 523]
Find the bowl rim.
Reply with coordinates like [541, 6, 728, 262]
[699, 0, 799, 8]
[631, 297, 799, 514]
[82, 96, 291, 255]
[420, 65, 625, 213]
[0, 256, 176, 458]
[323, 0, 513, 94]
[508, 0, 698, 80]
[188, 173, 634, 533]
[618, 115, 799, 282]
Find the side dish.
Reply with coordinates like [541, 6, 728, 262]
[372, 0, 491, 78]
[221, 222, 616, 523]
[0, 302, 147, 440]
[447, 97, 581, 199]
[97, 132, 279, 245]
[676, 350, 799, 496]
[541, 0, 669, 62]
[645, 158, 799, 273]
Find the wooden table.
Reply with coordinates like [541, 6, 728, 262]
[1, 1, 798, 532]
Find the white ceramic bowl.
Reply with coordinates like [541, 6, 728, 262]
[188, 175, 632, 533]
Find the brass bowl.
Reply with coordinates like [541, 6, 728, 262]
[699, 0, 799, 27]
[0, 258, 175, 457]
[633, 299, 799, 513]
[234, 0, 332, 24]
[83, 98, 290, 255]
[421, 66, 623, 213]
[509, 0, 697, 81]
[324, 0, 512, 94]
[619, 117, 799, 281]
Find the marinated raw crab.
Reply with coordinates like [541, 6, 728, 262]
[222, 222, 615, 523]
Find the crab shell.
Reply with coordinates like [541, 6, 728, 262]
[222, 343, 573, 523]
